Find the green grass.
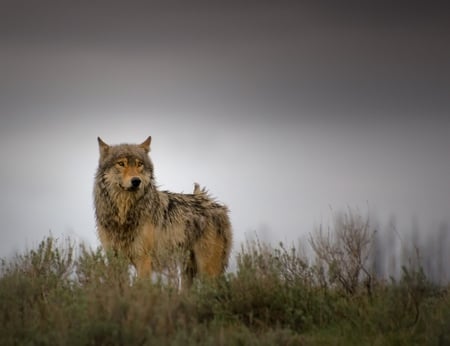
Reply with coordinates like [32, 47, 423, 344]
[0, 236, 449, 345]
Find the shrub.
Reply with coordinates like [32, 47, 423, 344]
[309, 209, 375, 296]
[0, 217, 448, 346]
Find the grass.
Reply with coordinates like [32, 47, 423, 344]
[1, 230, 449, 345]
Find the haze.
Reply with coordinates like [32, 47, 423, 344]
[1, 1, 449, 279]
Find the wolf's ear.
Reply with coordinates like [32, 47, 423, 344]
[97, 137, 110, 156]
[139, 136, 152, 153]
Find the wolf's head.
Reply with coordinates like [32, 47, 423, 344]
[96, 136, 154, 195]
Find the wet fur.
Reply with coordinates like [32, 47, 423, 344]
[94, 136, 232, 287]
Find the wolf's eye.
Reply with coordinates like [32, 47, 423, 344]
[117, 161, 125, 167]
[137, 161, 144, 167]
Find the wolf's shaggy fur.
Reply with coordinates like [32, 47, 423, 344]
[93, 136, 232, 287]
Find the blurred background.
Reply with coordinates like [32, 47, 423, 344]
[1, 1, 449, 281]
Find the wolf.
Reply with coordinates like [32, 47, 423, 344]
[93, 136, 232, 287]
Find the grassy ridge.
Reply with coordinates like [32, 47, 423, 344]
[1, 235, 449, 345]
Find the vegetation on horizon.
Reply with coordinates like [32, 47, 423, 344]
[1, 211, 449, 345]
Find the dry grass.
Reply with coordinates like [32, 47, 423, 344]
[1, 212, 449, 345]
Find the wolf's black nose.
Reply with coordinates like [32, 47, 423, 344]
[131, 177, 141, 188]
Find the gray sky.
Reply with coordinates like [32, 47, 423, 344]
[1, 1, 449, 261]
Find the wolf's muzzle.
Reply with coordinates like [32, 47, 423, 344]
[131, 177, 141, 188]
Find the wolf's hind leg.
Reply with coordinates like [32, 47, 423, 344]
[194, 229, 228, 278]
[182, 250, 197, 289]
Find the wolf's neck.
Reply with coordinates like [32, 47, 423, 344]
[111, 185, 161, 225]
[112, 191, 137, 224]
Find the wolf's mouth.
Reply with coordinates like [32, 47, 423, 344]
[119, 184, 140, 192]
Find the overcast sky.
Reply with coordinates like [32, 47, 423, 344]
[0, 1, 449, 262]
